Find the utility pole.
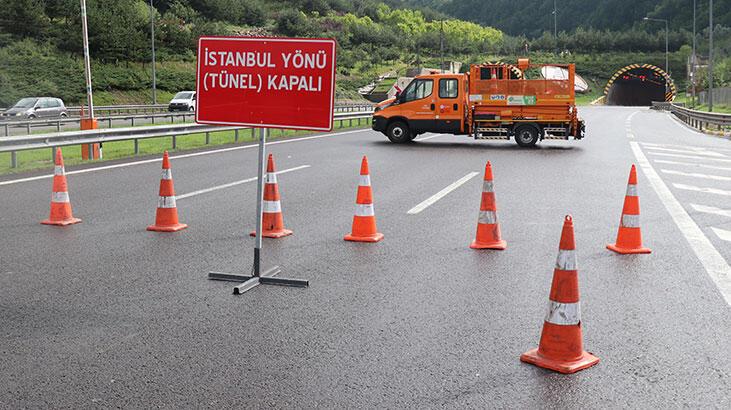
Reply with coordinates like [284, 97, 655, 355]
[440, 20, 444, 73]
[150, 0, 157, 105]
[708, 0, 714, 112]
[553, 0, 558, 52]
[80, 0, 94, 118]
[691, 0, 697, 107]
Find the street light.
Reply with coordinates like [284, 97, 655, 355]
[708, 0, 714, 112]
[150, 0, 157, 105]
[691, 0, 697, 107]
[643, 16, 669, 78]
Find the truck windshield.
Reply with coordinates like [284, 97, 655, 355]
[173, 92, 193, 100]
[13, 98, 38, 108]
[401, 79, 433, 102]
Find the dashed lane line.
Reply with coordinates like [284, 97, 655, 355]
[407, 172, 479, 215]
[673, 183, 731, 197]
[690, 204, 731, 218]
[414, 133, 447, 142]
[654, 159, 731, 173]
[630, 141, 731, 306]
[0, 128, 367, 187]
[176, 165, 310, 200]
[711, 227, 731, 242]
[661, 169, 731, 182]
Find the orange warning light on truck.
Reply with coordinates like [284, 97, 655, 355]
[371, 59, 585, 147]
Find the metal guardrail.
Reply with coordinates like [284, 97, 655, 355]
[0, 111, 373, 168]
[652, 101, 731, 132]
[1, 104, 374, 136]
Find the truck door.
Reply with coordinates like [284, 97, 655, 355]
[435, 77, 462, 133]
[397, 78, 435, 133]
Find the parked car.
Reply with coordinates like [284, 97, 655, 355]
[168, 91, 196, 112]
[1, 97, 68, 120]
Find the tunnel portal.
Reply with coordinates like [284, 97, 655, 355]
[604, 64, 675, 106]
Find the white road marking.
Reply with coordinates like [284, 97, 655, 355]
[690, 204, 731, 218]
[649, 152, 731, 163]
[654, 159, 731, 173]
[176, 165, 310, 200]
[666, 112, 706, 136]
[711, 227, 731, 242]
[645, 146, 727, 157]
[414, 133, 447, 142]
[673, 183, 731, 197]
[0, 128, 366, 186]
[661, 169, 731, 182]
[630, 141, 731, 306]
[642, 141, 731, 153]
[407, 172, 479, 214]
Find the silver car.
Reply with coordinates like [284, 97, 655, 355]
[1, 97, 68, 120]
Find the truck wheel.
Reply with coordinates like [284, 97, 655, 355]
[386, 121, 411, 143]
[514, 125, 539, 147]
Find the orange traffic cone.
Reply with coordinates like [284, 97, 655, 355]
[250, 154, 292, 238]
[147, 151, 187, 232]
[344, 156, 383, 242]
[521, 215, 599, 374]
[470, 161, 506, 250]
[41, 148, 81, 226]
[607, 164, 651, 254]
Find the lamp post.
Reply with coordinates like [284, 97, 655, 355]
[552, 0, 558, 54]
[643, 16, 669, 77]
[80, 0, 94, 119]
[708, 0, 714, 112]
[150, 0, 157, 105]
[692, 0, 697, 107]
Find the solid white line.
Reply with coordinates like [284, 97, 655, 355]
[690, 203, 731, 218]
[414, 133, 447, 142]
[654, 159, 731, 173]
[176, 165, 310, 200]
[0, 128, 366, 186]
[407, 172, 479, 214]
[711, 227, 731, 242]
[666, 112, 706, 136]
[645, 146, 726, 157]
[661, 169, 731, 181]
[631, 141, 731, 305]
[649, 152, 731, 163]
[673, 183, 731, 197]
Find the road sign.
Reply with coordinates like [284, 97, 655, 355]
[198, 36, 337, 294]
[195, 36, 337, 131]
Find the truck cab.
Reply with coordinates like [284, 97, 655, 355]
[372, 72, 466, 143]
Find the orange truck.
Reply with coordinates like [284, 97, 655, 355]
[371, 59, 585, 147]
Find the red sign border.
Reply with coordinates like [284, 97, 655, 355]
[195, 36, 337, 131]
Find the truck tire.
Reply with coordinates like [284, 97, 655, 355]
[386, 121, 411, 143]
[514, 125, 539, 147]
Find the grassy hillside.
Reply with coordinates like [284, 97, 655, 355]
[1, 0, 728, 108]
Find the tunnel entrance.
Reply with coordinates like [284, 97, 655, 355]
[604, 64, 675, 106]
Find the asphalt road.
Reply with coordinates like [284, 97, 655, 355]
[1, 106, 729, 408]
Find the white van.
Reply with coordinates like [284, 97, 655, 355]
[168, 91, 196, 112]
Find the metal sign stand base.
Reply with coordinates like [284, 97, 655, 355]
[207, 127, 309, 295]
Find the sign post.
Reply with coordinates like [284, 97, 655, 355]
[196, 36, 336, 294]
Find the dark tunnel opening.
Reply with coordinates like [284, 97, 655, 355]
[606, 67, 669, 106]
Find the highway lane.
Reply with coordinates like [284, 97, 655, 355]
[0, 106, 729, 408]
